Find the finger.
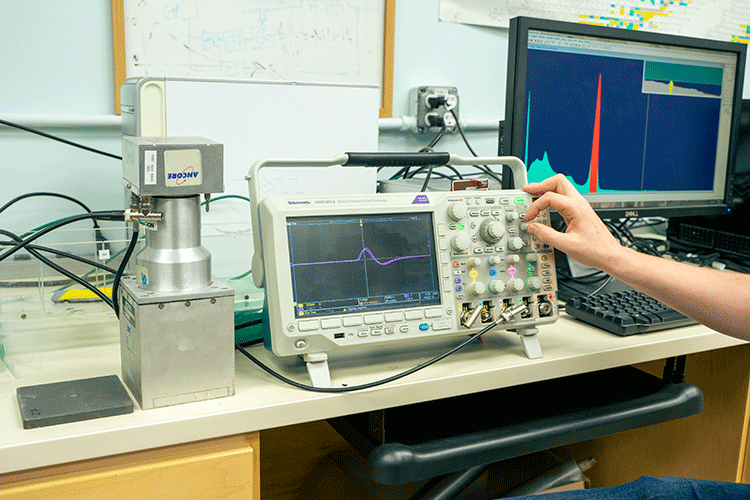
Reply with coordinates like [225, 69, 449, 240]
[525, 191, 577, 221]
[524, 173, 582, 199]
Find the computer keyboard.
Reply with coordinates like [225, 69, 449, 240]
[564, 289, 698, 336]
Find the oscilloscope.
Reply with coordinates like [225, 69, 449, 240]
[246, 153, 559, 387]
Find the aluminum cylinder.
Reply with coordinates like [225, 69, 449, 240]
[135, 195, 212, 292]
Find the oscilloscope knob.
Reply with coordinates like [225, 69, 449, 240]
[450, 234, 471, 252]
[508, 237, 525, 251]
[527, 277, 543, 291]
[479, 219, 505, 244]
[447, 202, 468, 221]
[469, 281, 487, 296]
[507, 278, 525, 292]
[489, 280, 504, 294]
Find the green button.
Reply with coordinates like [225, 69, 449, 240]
[514, 196, 526, 205]
[457, 223, 465, 230]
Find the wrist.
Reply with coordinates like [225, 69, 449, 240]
[598, 245, 640, 279]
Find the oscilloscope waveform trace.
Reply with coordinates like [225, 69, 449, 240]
[289, 246, 430, 268]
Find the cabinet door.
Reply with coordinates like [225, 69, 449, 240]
[0, 432, 259, 500]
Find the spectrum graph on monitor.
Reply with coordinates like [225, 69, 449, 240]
[523, 40, 723, 194]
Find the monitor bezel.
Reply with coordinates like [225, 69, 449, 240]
[502, 16, 747, 219]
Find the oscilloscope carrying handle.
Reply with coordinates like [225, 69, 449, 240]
[245, 153, 528, 288]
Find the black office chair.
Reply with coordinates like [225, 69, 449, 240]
[328, 357, 701, 499]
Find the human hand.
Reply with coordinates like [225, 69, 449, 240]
[523, 174, 622, 271]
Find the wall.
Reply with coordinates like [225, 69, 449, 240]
[0, 1, 507, 245]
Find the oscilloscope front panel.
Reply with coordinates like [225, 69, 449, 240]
[258, 190, 559, 358]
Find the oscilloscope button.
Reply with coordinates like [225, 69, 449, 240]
[425, 307, 443, 318]
[419, 323, 430, 331]
[298, 320, 319, 332]
[364, 313, 384, 325]
[321, 318, 342, 329]
[433, 319, 452, 331]
[385, 312, 404, 323]
[400, 325, 410, 333]
[405, 310, 423, 320]
[343, 316, 363, 327]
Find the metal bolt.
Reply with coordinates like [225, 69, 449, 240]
[158, 303, 165, 309]
[185, 301, 191, 307]
[295, 339, 307, 349]
[210, 298, 216, 304]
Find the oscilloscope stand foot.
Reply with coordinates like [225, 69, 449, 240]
[303, 352, 332, 388]
[516, 327, 543, 359]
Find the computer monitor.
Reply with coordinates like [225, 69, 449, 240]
[501, 16, 747, 219]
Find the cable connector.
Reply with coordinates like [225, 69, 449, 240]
[498, 303, 530, 324]
[123, 208, 162, 223]
[461, 305, 484, 329]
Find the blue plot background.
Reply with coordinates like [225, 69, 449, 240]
[523, 49, 721, 192]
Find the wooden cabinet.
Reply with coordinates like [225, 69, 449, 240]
[561, 344, 750, 486]
[0, 432, 259, 500]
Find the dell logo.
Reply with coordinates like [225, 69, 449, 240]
[625, 210, 639, 217]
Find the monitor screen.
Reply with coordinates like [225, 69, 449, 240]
[503, 17, 747, 218]
[286, 212, 442, 318]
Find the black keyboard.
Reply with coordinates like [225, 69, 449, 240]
[565, 289, 698, 336]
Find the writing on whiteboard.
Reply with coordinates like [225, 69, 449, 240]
[124, 0, 384, 85]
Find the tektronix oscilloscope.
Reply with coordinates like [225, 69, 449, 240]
[246, 153, 559, 387]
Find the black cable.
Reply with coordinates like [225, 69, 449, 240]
[112, 229, 140, 318]
[0, 230, 114, 308]
[557, 279, 590, 297]
[235, 320, 500, 393]
[427, 126, 447, 149]
[0, 119, 122, 160]
[235, 318, 263, 331]
[1, 192, 92, 216]
[420, 164, 435, 192]
[0, 240, 117, 275]
[448, 108, 504, 185]
[0, 211, 124, 263]
[0, 192, 112, 251]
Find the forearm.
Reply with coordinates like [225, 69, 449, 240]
[602, 246, 750, 341]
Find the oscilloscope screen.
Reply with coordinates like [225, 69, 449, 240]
[286, 213, 442, 319]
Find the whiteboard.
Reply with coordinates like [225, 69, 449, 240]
[123, 0, 385, 85]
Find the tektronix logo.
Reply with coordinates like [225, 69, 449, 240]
[412, 195, 430, 204]
[287, 200, 311, 206]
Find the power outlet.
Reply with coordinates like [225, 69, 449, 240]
[409, 86, 459, 133]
